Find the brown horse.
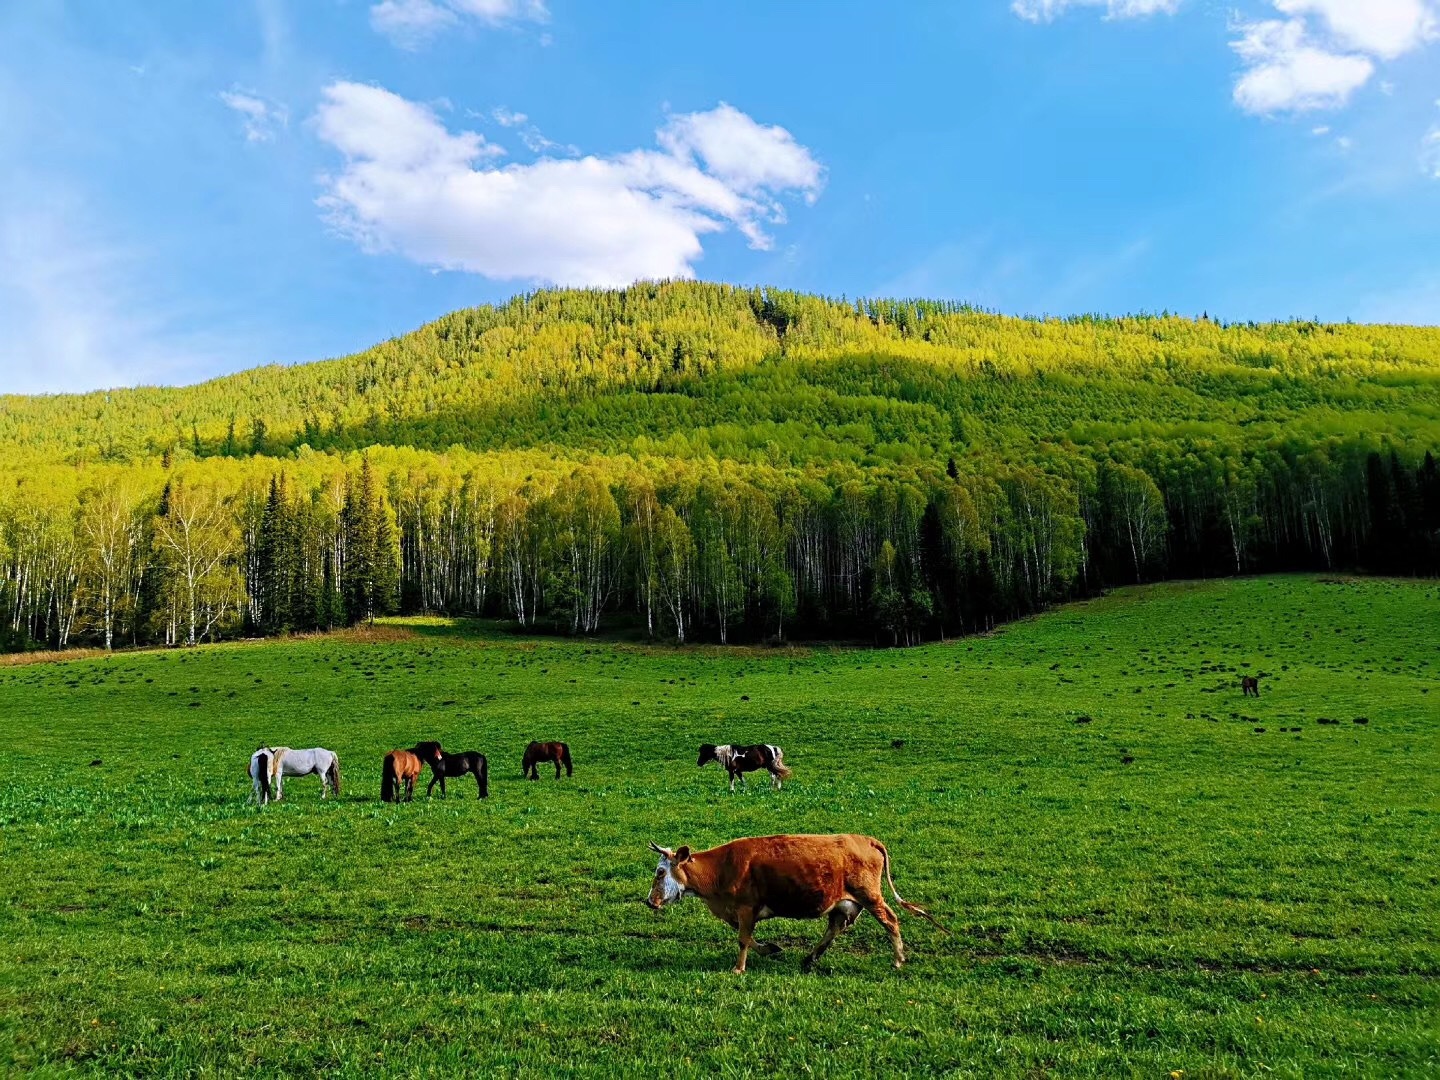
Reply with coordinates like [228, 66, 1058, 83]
[1241, 675, 1261, 698]
[382, 742, 443, 802]
[523, 741, 573, 779]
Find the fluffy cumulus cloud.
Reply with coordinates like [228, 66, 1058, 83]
[1232, 1, 1437, 114]
[1012, 0, 1440, 115]
[312, 82, 825, 287]
[1011, 0, 1178, 21]
[220, 88, 288, 142]
[370, 0, 546, 48]
[1231, 19, 1374, 113]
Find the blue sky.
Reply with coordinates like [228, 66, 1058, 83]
[2, 0, 1438, 394]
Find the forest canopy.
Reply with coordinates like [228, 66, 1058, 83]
[2, 281, 1437, 651]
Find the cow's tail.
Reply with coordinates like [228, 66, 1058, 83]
[254, 750, 271, 804]
[328, 754, 342, 796]
[381, 753, 397, 802]
[769, 746, 792, 780]
[878, 841, 948, 934]
[478, 754, 489, 798]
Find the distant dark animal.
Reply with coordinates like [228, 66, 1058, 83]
[427, 750, 489, 798]
[1241, 676, 1261, 697]
[645, 834, 946, 973]
[382, 742, 443, 802]
[698, 743, 791, 792]
[89, 759, 102, 767]
[523, 741, 572, 779]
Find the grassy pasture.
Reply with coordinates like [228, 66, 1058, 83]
[0, 575, 1437, 1077]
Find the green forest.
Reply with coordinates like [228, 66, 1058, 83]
[2, 281, 1438, 651]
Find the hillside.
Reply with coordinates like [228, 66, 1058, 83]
[1, 282, 1438, 652]
[4, 282, 1440, 466]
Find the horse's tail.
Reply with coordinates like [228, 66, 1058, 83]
[381, 753, 397, 802]
[328, 753, 342, 796]
[521, 743, 533, 776]
[255, 750, 271, 804]
[770, 746, 792, 780]
[561, 744, 573, 776]
[478, 754, 489, 798]
[876, 839, 948, 935]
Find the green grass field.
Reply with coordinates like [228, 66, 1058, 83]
[1, 575, 1437, 1077]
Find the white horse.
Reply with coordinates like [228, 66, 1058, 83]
[249, 747, 280, 805]
[269, 747, 342, 800]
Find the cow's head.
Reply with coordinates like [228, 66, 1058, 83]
[646, 842, 692, 909]
[696, 744, 718, 767]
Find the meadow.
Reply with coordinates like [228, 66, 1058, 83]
[1, 574, 1437, 1077]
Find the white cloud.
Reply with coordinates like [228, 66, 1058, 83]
[1273, 0, 1436, 60]
[220, 88, 289, 143]
[491, 106, 527, 127]
[1013, 0, 1440, 119]
[1231, 19, 1374, 114]
[370, 0, 546, 48]
[1231, 2, 1439, 114]
[312, 82, 824, 287]
[1011, 0, 1179, 21]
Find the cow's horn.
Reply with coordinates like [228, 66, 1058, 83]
[649, 841, 665, 854]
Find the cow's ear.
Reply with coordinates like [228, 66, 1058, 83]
[675, 846, 691, 864]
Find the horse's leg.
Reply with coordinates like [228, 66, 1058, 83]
[427, 772, 439, 798]
[440, 774, 447, 798]
[554, 757, 562, 779]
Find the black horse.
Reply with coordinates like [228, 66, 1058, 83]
[426, 750, 489, 798]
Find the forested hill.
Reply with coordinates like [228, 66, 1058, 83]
[4, 281, 1439, 467]
[2, 281, 1438, 654]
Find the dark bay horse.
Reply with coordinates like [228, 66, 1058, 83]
[523, 741, 573, 779]
[427, 750, 489, 798]
[699, 743, 791, 792]
[382, 742, 443, 802]
[1241, 675, 1261, 697]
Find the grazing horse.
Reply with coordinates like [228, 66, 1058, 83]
[1241, 675, 1261, 698]
[382, 742, 443, 802]
[427, 750, 489, 799]
[267, 747, 342, 800]
[698, 743, 791, 792]
[522, 741, 573, 779]
[249, 747, 279, 805]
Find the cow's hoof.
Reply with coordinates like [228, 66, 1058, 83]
[731, 967, 746, 975]
[801, 958, 816, 974]
[759, 943, 783, 957]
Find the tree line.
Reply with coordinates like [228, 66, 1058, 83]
[2, 437, 1436, 652]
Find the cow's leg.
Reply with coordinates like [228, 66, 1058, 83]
[803, 902, 860, 973]
[728, 770, 736, 793]
[857, 891, 906, 968]
[733, 907, 758, 974]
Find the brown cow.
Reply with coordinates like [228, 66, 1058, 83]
[1241, 675, 1261, 698]
[645, 833, 945, 973]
